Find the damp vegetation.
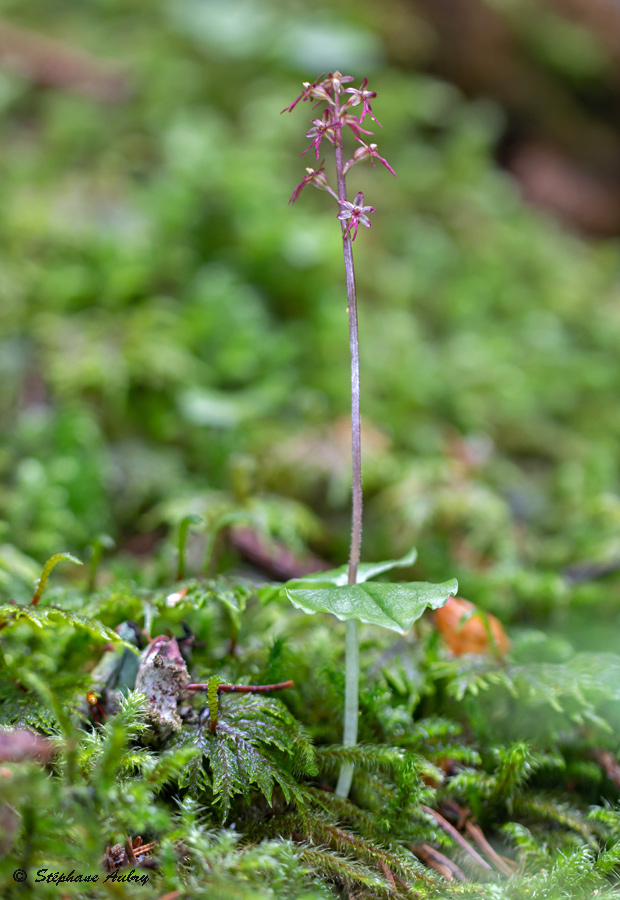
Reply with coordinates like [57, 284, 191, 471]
[5, 561, 620, 898]
[5, 2, 620, 898]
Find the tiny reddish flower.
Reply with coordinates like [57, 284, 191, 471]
[340, 113, 374, 142]
[289, 164, 335, 204]
[337, 191, 375, 241]
[303, 109, 341, 161]
[345, 141, 397, 178]
[281, 76, 331, 113]
[324, 71, 354, 94]
[345, 78, 380, 125]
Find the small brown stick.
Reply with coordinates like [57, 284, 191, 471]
[414, 844, 468, 881]
[442, 798, 470, 831]
[421, 806, 492, 871]
[464, 821, 516, 876]
[378, 858, 396, 890]
[133, 840, 157, 859]
[185, 680, 294, 694]
[414, 845, 453, 880]
[124, 839, 137, 866]
[154, 892, 181, 900]
[441, 799, 516, 875]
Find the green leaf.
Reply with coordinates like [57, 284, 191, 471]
[32, 551, 83, 605]
[0, 604, 140, 651]
[284, 578, 458, 634]
[285, 547, 418, 589]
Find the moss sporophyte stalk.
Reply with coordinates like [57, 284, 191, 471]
[281, 73, 457, 798]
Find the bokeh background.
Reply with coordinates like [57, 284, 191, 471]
[3, 0, 620, 648]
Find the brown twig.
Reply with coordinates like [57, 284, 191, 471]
[102, 836, 157, 872]
[185, 680, 294, 694]
[442, 799, 516, 875]
[464, 821, 515, 876]
[421, 805, 492, 871]
[124, 839, 137, 866]
[378, 858, 396, 890]
[414, 844, 467, 881]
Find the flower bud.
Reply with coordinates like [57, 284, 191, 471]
[310, 171, 328, 190]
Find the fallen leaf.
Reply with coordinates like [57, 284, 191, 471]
[435, 596, 510, 656]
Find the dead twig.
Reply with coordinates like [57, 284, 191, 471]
[464, 821, 516, 876]
[442, 799, 516, 875]
[414, 844, 467, 881]
[185, 680, 294, 694]
[103, 835, 157, 871]
[421, 805, 492, 872]
[378, 858, 396, 889]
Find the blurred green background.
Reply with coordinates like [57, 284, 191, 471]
[3, 0, 620, 645]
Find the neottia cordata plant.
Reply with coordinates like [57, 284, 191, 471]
[281, 73, 458, 797]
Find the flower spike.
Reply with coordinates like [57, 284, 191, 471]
[283, 74, 394, 799]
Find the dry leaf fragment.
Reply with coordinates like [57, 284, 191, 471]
[435, 596, 510, 656]
[134, 636, 189, 740]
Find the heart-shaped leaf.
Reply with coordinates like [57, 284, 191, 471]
[285, 547, 418, 589]
[284, 578, 458, 634]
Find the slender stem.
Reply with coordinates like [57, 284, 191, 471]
[185, 680, 294, 694]
[336, 618, 359, 797]
[333, 83, 363, 799]
[333, 95, 363, 588]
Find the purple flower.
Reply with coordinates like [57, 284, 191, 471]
[340, 113, 374, 142]
[324, 71, 354, 94]
[281, 77, 331, 114]
[302, 110, 341, 161]
[337, 191, 375, 241]
[344, 78, 380, 125]
[289, 164, 335, 204]
[344, 141, 397, 178]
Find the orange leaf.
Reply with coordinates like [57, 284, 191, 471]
[435, 596, 510, 656]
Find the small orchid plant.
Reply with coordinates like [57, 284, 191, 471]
[281, 73, 457, 798]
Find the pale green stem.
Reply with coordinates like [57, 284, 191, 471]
[335, 618, 359, 796]
[332, 82, 363, 799]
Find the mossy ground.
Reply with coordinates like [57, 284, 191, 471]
[3, 1, 620, 897]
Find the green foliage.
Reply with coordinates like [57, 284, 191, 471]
[432, 649, 620, 740]
[282, 547, 457, 635]
[0, 602, 136, 647]
[285, 548, 420, 588]
[3, 570, 620, 898]
[31, 551, 83, 605]
[175, 692, 317, 818]
[3, 0, 620, 897]
[284, 577, 458, 634]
